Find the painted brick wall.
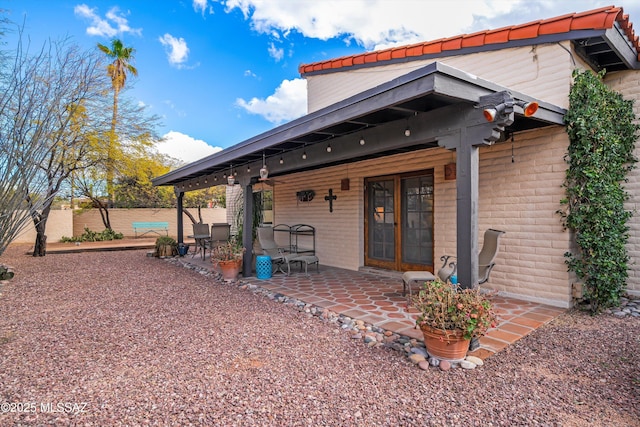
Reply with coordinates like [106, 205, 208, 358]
[272, 126, 572, 307]
[477, 127, 572, 306]
[306, 42, 576, 113]
[605, 70, 640, 296]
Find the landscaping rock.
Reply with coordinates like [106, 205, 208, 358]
[465, 355, 484, 366]
[460, 360, 477, 370]
[409, 354, 426, 364]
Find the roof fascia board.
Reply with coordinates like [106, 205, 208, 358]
[153, 62, 565, 186]
[155, 63, 442, 185]
[604, 22, 640, 69]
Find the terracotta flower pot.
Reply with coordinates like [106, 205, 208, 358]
[157, 244, 175, 258]
[420, 324, 470, 361]
[216, 258, 242, 281]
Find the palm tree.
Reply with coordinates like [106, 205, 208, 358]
[97, 39, 137, 207]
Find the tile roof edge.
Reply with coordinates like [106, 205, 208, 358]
[298, 5, 635, 75]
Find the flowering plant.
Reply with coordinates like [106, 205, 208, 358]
[210, 239, 245, 263]
[411, 279, 498, 340]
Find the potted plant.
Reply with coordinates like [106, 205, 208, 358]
[0, 264, 14, 281]
[177, 242, 190, 257]
[155, 236, 177, 258]
[411, 279, 498, 361]
[211, 238, 245, 281]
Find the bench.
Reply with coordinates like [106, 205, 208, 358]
[132, 221, 169, 238]
[402, 271, 436, 303]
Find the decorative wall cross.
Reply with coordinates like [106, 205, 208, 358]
[324, 188, 337, 213]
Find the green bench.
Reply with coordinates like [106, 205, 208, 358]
[132, 221, 169, 238]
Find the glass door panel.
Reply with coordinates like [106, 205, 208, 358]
[365, 171, 434, 272]
[368, 180, 395, 264]
[401, 175, 433, 269]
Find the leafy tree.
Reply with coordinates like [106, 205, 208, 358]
[98, 39, 138, 205]
[183, 186, 227, 224]
[114, 151, 175, 208]
[560, 69, 639, 312]
[73, 96, 161, 228]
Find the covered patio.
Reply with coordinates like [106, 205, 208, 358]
[153, 62, 566, 290]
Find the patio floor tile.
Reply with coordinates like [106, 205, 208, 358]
[181, 257, 565, 361]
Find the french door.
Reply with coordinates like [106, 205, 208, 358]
[364, 170, 434, 272]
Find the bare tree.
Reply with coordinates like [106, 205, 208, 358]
[0, 25, 56, 255]
[2, 30, 113, 256]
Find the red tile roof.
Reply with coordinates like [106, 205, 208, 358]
[298, 5, 639, 75]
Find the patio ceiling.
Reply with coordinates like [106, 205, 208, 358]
[153, 62, 566, 189]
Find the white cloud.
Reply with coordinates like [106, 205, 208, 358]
[244, 69, 257, 78]
[74, 4, 141, 38]
[158, 34, 190, 67]
[193, 0, 207, 15]
[235, 78, 307, 124]
[193, 0, 216, 15]
[268, 42, 284, 61]
[222, 0, 618, 50]
[157, 131, 222, 164]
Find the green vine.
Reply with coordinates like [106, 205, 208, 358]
[560, 69, 639, 312]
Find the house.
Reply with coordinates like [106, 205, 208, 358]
[153, 5, 640, 308]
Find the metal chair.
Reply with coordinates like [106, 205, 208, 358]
[191, 223, 210, 260]
[402, 228, 505, 299]
[437, 228, 506, 285]
[477, 229, 506, 284]
[209, 223, 231, 247]
[207, 223, 231, 259]
[257, 226, 287, 274]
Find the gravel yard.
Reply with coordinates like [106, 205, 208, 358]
[0, 244, 638, 426]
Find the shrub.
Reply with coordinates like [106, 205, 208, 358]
[60, 227, 124, 243]
[560, 69, 639, 312]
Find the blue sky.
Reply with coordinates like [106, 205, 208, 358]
[4, 0, 640, 164]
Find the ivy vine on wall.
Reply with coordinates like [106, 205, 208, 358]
[560, 69, 639, 312]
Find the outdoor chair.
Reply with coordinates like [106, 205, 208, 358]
[257, 226, 287, 274]
[209, 223, 231, 248]
[191, 223, 211, 260]
[402, 228, 505, 302]
[477, 228, 506, 284]
[205, 222, 231, 261]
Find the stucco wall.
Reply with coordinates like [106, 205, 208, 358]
[272, 125, 572, 307]
[13, 208, 227, 243]
[605, 70, 640, 297]
[12, 210, 74, 244]
[306, 42, 577, 113]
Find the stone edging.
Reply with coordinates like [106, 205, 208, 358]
[166, 257, 484, 371]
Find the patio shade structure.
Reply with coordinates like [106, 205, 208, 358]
[153, 62, 566, 285]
